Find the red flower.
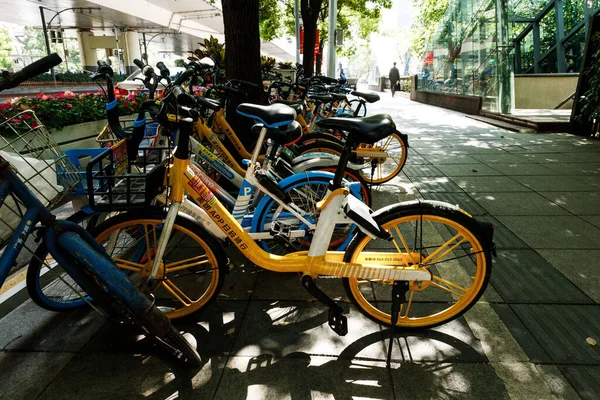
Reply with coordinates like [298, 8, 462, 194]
[22, 113, 32, 120]
[123, 101, 130, 107]
[66, 103, 73, 109]
[32, 121, 39, 128]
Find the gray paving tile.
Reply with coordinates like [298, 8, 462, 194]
[511, 304, 600, 365]
[491, 303, 552, 363]
[411, 176, 465, 193]
[490, 250, 593, 304]
[422, 154, 481, 165]
[519, 153, 592, 163]
[390, 362, 510, 400]
[451, 176, 531, 193]
[252, 271, 346, 301]
[0, 300, 103, 351]
[537, 249, 600, 303]
[534, 364, 582, 400]
[81, 301, 248, 357]
[436, 163, 503, 177]
[471, 153, 532, 164]
[476, 216, 530, 249]
[498, 216, 600, 249]
[231, 301, 387, 359]
[384, 319, 487, 363]
[573, 175, 600, 189]
[216, 355, 395, 400]
[421, 192, 488, 216]
[0, 351, 75, 400]
[489, 163, 558, 176]
[450, 146, 507, 155]
[542, 163, 600, 176]
[403, 164, 446, 177]
[219, 261, 261, 301]
[539, 192, 600, 216]
[560, 366, 600, 400]
[473, 192, 570, 216]
[512, 175, 596, 191]
[37, 352, 225, 400]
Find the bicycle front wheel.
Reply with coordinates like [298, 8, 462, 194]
[343, 202, 492, 329]
[27, 210, 104, 311]
[92, 210, 227, 319]
[357, 132, 407, 184]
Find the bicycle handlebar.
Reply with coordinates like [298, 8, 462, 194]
[230, 79, 259, 89]
[133, 58, 145, 70]
[1, 53, 62, 91]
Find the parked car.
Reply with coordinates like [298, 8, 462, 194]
[114, 67, 186, 97]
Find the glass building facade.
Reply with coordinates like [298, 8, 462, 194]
[417, 0, 600, 113]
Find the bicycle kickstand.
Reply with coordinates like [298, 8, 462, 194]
[386, 281, 409, 368]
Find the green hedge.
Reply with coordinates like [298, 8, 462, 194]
[28, 72, 127, 83]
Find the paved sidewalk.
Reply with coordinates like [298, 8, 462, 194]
[1, 93, 599, 399]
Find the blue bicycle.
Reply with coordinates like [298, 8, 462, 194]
[0, 54, 202, 367]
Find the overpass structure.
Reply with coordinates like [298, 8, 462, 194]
[0, 0, 294, 73]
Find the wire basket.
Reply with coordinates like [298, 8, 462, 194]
[0, 110, 81, 209]
[96, 119, 160, 149]
[86, 139, 168, 211]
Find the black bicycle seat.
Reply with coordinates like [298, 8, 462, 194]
[197, 97, 221, 111]
[331, 93, 347, 101]
[256, 120, 302, 146]
[317, 114, 396, 144]
[237, 103, 296, 128]
[309, 94, 333, 103]
[351, 91, 380, 103]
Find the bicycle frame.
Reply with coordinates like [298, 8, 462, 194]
[149, 124, 430, 282]
[0, 164, 154, 313]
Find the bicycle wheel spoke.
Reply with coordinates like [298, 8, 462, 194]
[430, 275, 468, 297]
[166, 255, 210, 273]
[114, 258, 144, 271]
[161, 280, 194, 306]
[421, 233, 465, 267]
[399, 290, 415, 319]
[143, 224, 155, 263]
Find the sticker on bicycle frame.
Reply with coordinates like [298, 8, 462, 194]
[198, 145, 218, 162]
[188, 174, 215, 204]
[111, 140, 129, 175]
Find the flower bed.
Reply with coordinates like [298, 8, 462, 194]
[0, 91, 148, 136]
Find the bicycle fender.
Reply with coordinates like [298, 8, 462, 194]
[397, 131, 410, 148]
[293, 157, 365, 172]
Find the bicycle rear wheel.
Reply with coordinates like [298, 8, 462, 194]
[343, 202, 492, 329]
[357, 132, 407, 184]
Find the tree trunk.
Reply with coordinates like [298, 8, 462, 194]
[222, 0, 264, 149]
[301, 0, 323, 77]
[315, 39, 325, 75]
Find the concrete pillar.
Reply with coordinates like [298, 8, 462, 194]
[78, 30, 98, 72]
[122, 31, 141, 75]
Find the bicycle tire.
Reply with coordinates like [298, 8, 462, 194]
[343, 201, 492, 329]
[92, 210, 228, 319]
[341, 99, 367, 117]
[296, 139, 344, 156]
[26, 210, 102, 311]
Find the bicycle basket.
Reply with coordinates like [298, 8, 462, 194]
[96, 119, 160, 149]
[0, 110, 81, 209]
[86, 139, 168, 211]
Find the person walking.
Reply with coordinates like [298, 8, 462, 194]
[389, 62, 400, 97]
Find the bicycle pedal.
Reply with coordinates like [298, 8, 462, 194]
[328, 308, 348, 336]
